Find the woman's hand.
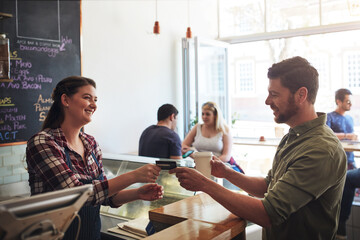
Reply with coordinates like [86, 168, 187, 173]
[211, 156, 231, 178]
[132, 164, 161, 183]
[181, 146, 193, 155]
[137, 183, 164, 201]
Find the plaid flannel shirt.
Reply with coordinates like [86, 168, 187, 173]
[26, 128, 117, 207]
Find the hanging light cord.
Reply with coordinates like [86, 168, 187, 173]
[156, 0, 158, 21]
[187, 0, 190, 26]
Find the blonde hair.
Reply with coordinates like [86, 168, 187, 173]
[202, 101, 228, 133]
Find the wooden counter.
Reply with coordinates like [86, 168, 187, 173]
[233, 137, 360, 152]
[146, 193, 246, 240]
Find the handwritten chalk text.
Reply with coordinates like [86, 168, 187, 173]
[4, 114, 26, 122]
[19, 44, 59, 57]
[0, 97, 13, 105]
[0, 131, 18, 141]
[0, 107, 18, 114]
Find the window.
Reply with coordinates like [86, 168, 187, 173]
[310, 55, 330, 92]
[344, 52, 360, 92]
[182, 37, 229, 135]
[219, 0, 265, 37]
[229, 30, 360, 136]
[229, 37, 360, 174]
[234, 60, 255, 96]
[183, 0, 360, 176]
[219, 0, 360, 39]
[266, 0, 320, 32]
[322, 0, 360, 24]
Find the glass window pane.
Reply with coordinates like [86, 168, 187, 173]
[344, 51, 360, 90]
[183, 38, 229, 134]
[234, 60, 255, 95]
[219, 0, 265, 37]
[322, 0, 360, 25]
[187, 40, 198, 130]
[198, 43, 228, 121]
[229, 30, 360, 138]
[266, 0, 320, 32]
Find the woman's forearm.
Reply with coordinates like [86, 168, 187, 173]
[218, 154, 230, 163]
[107, 171, 136, 196]
[110, 188, 139, 206]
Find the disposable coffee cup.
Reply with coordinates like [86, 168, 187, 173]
[193, 152, 212, 178]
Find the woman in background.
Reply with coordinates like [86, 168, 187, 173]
[182, 101, 243, 173]
[26, 76, 162, 240]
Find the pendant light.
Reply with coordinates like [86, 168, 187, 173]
[186, 0, 192, 38]
[153, 0, 160, 34]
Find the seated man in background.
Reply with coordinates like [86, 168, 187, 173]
[139, 104, 182, 159]
[327, 89, 360, 239]
[326, 88, 358, 169]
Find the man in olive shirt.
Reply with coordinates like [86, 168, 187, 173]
[170, 56, 347, 240]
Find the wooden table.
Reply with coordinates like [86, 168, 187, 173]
[146, 193, 247, 240]
[341, 141, 360, 152]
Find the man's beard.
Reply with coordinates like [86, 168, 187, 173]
[273, 95, 299, 124]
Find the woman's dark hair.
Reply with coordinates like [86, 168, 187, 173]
[267, 56, 319, 104]
[42, 76, 96, 130]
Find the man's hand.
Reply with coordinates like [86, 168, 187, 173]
[210, 156, 231, 178]
[137, 183, 164, 201]
[169, 167, 209, 192]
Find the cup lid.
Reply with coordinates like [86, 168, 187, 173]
[193, 152, 212, 157]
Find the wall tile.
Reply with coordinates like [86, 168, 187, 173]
[4, 174, 21, 184]
[0, 166, 12, 177]
[13, 164, 27, 174]
[21, 172, 29, 181]
[0, 144, 27, 186]
[3, 155, 21, 166]
[0, 146, 12, 157]
[11, 144, 26, 155]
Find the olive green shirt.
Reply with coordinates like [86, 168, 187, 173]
[262, 113, 347, 240]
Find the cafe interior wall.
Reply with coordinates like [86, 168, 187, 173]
[0, 0, 218, 190]
[81, 0, 218, 154]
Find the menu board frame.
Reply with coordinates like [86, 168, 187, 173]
[0, 0, 81, 146]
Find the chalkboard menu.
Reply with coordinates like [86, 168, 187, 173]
[0, 0, 81, 146]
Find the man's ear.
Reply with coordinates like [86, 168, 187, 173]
[335, 99, 341, 106]
[169, 113, 175, 121]
[296, 87, 308, 104]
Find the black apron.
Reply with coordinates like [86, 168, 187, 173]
[63, 148, 104, 240]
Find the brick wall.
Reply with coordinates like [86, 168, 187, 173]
[0, 144, 28, 185]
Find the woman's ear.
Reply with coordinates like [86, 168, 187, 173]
[60, 94, 69, 107]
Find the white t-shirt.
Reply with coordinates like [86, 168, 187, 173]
[192, 124, 223, 157]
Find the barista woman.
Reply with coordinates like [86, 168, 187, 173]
[26, 76, 163, 240]
[182, 101, 243, 173]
